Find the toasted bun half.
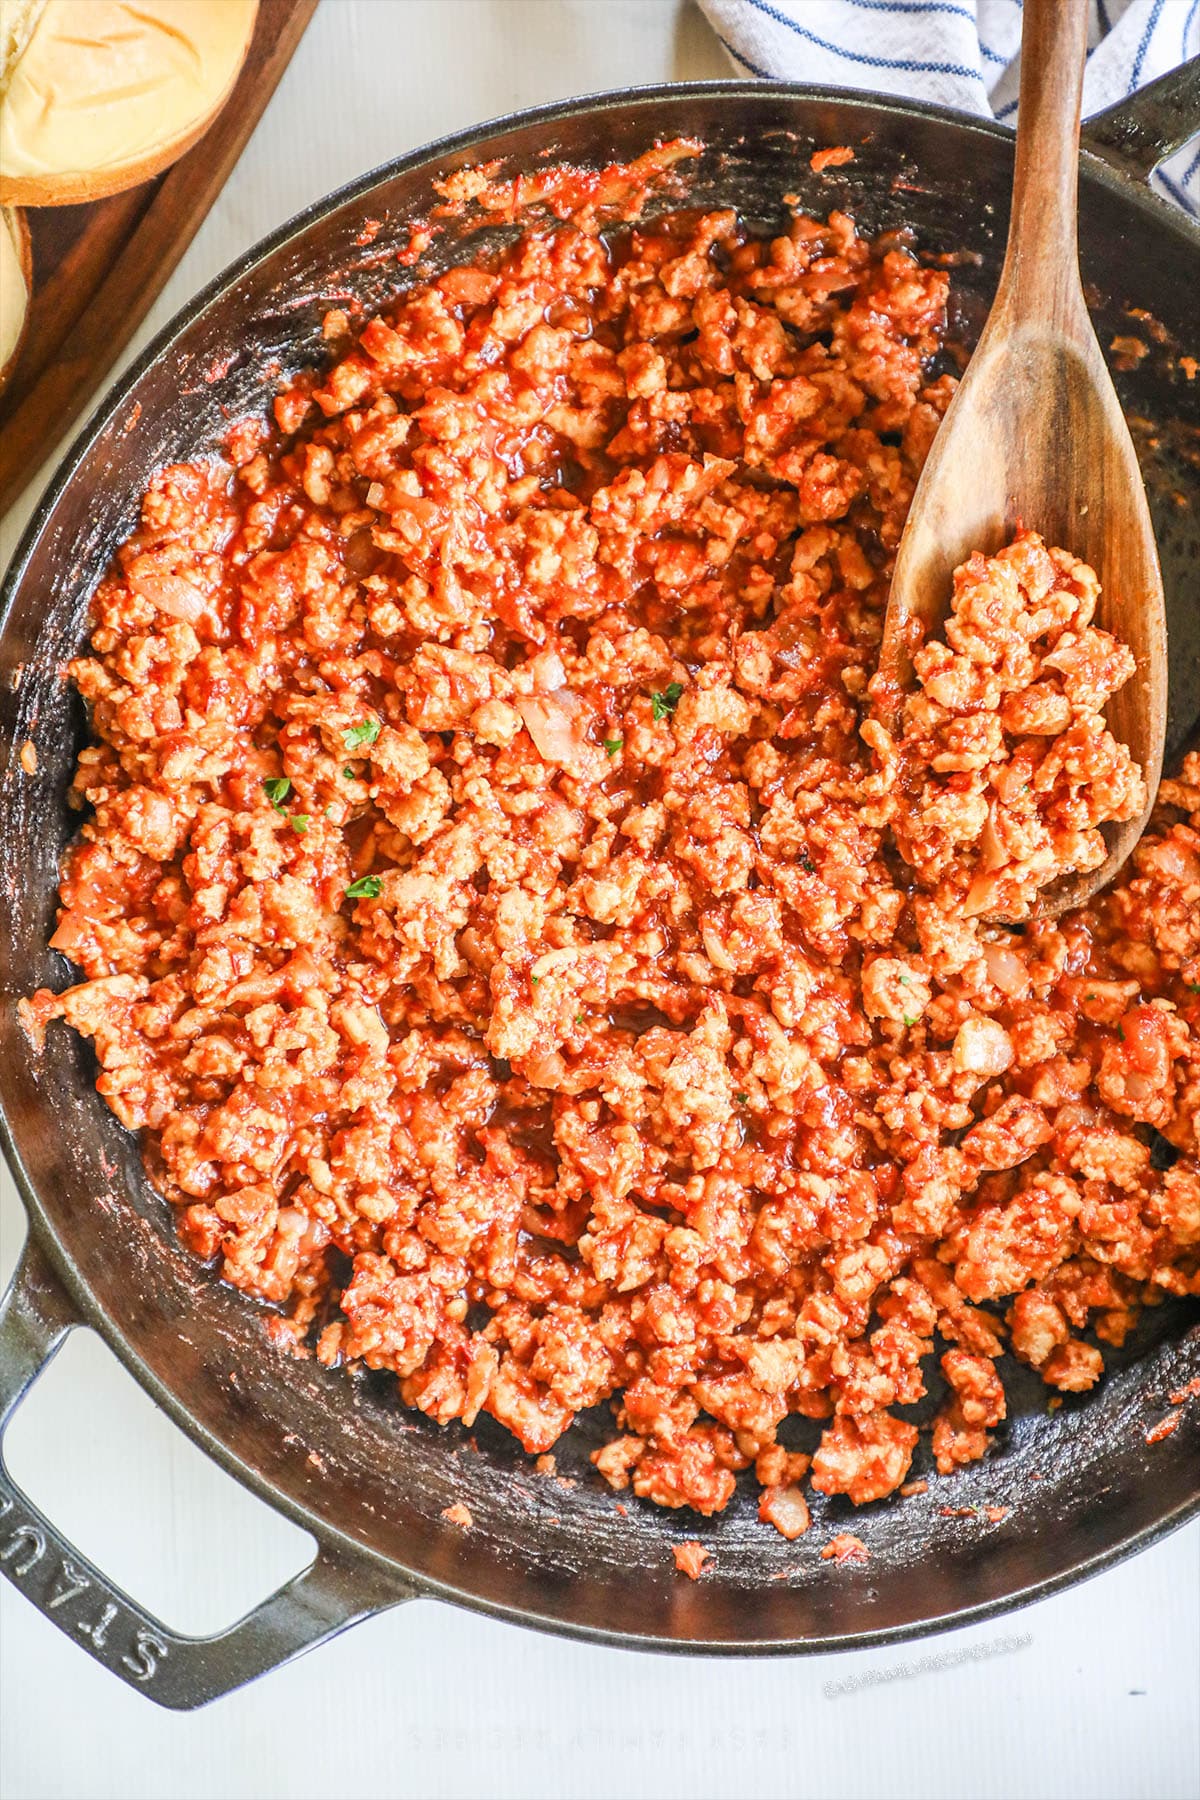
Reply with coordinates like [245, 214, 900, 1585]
[0, 0, 259, 206]
[1, 0, 48, 92]
[0, 204, 32, 394]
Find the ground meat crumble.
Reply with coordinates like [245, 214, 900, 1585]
[875, 529, 1146, 923]
[22, 190, 1200, 1538]
[672, 1540, 712, 1579]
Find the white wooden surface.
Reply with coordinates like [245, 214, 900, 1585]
[1, 5, 1197, 1796]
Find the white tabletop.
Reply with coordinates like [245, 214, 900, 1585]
[1, 5, 1197, 1796]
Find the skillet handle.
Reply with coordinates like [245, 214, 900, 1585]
[0, 1240, 415, 1710]
[1082, 55, 1200, 182]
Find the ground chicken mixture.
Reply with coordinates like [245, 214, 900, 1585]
[877, 529, 1146, 923]
[24, 194, 1200, 1536]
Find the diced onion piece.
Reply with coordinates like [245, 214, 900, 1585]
[983, 943, 1028, 998]
[759, 1484, 810, 1541]
[1152, 837, 1200, 884]
[517, 691, 588, 766]
[528, 648, 567, 693]
[978, 803, 1008, 872]
[129, 570, 207, 623]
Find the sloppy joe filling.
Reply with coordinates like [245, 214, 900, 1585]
[24, 196, 1199, 1532]
[877, 529, 1146, 923]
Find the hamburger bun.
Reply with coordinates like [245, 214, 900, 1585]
[1, 0, 48, 92]
[0, 0, 259, 206]
[0, 204, 32, 394]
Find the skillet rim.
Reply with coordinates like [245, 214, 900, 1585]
[1, 76, 1198, 1659]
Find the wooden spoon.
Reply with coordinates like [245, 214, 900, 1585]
[876, 0, 1167, 919]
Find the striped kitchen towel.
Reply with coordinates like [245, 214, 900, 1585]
[697, 0, 1200, 211]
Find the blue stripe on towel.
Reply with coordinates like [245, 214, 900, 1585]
[716, 31, 775, 77]
[1158, 170, 1194, 210]
[742, 0, 984, 81]
[838, 0, 975, 17]
[1129, 0, 1166, 89]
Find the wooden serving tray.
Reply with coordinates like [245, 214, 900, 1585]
[0, 0, 318, 517]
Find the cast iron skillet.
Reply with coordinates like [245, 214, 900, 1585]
[2, 77, 1200, 1711]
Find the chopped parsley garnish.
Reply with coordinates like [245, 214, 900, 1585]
[263, 776, 291, 810]
[650, 681, 684, 721]
[343, 718, 381, 751]
[345, 875, 382, 900]
[342, 764, 356, 780]
[603, 737, 623, 757]
[798, 852, 816, 874]
[735, 1092, 749, 1105]
[290, 814, 310, 834]
[902, 1014, 917, 1027]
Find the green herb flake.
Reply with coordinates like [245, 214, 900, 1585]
[342, 764, 357, 780]
[650, 681, 684, 722]
[902, 1014, 917, 1027]
[345, 875, 382, 900]
[1117, 1025, 1126, 1041]
[735, 1092, 749, 1105]
[343, 718, 381, 751]
[574, 1013, 585, 1025]
[603, 737, 623, 757]
[1188, 983, 1200, 994]
[263, 776, 291, 811]
[531, 975, 540, 988]
[290, 814, 310, 834]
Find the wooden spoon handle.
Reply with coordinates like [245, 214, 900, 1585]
[999, 0, 1089, 319]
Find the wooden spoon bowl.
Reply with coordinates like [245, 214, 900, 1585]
[877, 0, 1167, 920]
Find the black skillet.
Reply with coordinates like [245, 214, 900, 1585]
[2, 76, 1199, 1710]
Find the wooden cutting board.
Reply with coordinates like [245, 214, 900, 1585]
[0, 0, 318, 517]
